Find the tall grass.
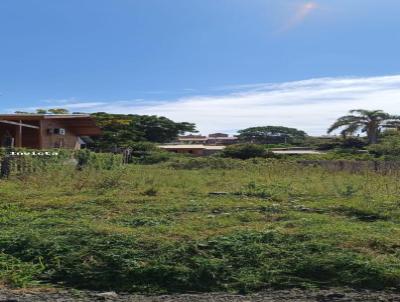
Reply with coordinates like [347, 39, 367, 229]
[1, 156, 400, 292]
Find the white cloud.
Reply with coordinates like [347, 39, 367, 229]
[14, 74, 400, 136]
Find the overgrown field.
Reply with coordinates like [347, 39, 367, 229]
[1, 157, 400, 293]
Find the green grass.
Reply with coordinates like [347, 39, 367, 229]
[1, 158, 400, 293]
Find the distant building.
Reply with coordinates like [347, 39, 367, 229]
[314, 135, 339, 139]
[159, 144, 323, 156]
[177, 133, 238, 145]
[206, 136, 238, 145]
[208, 133, 229, 138]
[176, 135, 208, 144]
[158, 144, 225, 156]
[0, 114, 101, 149]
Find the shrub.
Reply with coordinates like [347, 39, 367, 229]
[120, 143, 179, 164]
[1, 229, 397, 293]
[316, 138, 367, 151]
[135, 151, 177, 165]
[165, 157, 247, 170]
[234, 181, 290, 200]
[74, 150, 122, 170]
[368, 133, 400, 159]
[0, 252, 44, 287]
[126, 141, 158, 152]
[221, 144, 270, 160]
[341, 137, 368, 149]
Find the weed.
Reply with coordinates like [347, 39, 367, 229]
[1, 158, 400, 293]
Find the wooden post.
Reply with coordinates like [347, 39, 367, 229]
[0, 154, 11, 178]
[39, 120, 43, 149]
[15, 120, 22, 148]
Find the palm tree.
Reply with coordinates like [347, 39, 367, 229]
[328, 109, 400, 144]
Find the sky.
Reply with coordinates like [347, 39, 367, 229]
[1, 0, 400, 135]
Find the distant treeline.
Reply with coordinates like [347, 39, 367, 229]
[90, 112, 197, 150]
[15, 108, 400, 154]
[17, 108, 311, 149]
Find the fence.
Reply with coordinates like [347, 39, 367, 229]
[0, 149, 125, 178]
[298, 160, 400, 175]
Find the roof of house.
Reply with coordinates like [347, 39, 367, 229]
[160, 145, 324, 154]
[178, 137, 208, 141]
[178, 136, 238, 141]
[207, 136, 238, 140]
[0, 114, 102, 136]
[159, 144, 226, 150]
[271, 150, 323, 155]
[0, 114, 90, 119]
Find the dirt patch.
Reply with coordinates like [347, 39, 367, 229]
[1, 288, 400, 302]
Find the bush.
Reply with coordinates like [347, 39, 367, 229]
[316, 137, 367, 151]
[74, 150, 122, 170]
[221, 144, 270, 160]
[0, 252, 44, 287]
[1, 230, 396, 292]
[135, 151, 177, 165]
[120, 142, 178, 165]
[368, 133, 400, 159]
[165, 157, 247, 170]
[125, 141, 158, 152]
[341, 137, 368, 149]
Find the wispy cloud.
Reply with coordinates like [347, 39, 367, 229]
[12, 75, 400, 135]
[280, 1, 319, 32]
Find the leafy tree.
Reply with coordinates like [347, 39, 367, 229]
[368, 131, 400, 158]
[132, 115, 196, 142]
[14, 108, 70, 114]
[90, 112, 197, 149]
[47, 108, 70, 114]
[340, 137, 368, 149]
[237, 126, 307, 144]
[221, 144, 269, 159]
[313, 137, 365, 151]
[328, 109, 400, 144]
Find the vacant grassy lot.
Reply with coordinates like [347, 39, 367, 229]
[0, 158, 400, 293]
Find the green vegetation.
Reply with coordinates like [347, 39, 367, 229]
[15, 108, 71, 115]
[221, 143, 271, 160]
[369, 131, 400, 160]
[1, 156, 400, 293]
[237, 126, 307, 144]
[13, 109, 197, 150]
[3, 108, 400, 293]
[328, 109, 400, 144]
[308, 137, 368, 151]
[90, 112, 196, 149]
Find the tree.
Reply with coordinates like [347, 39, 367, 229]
[47, 108, 70, 114]
[368, 131, 400, 158]
[237, 126, 307, 144]
[36, 109, 48, 114]
[328, 109, 400, 144]
[90, 112, 197, 149]
[14, 108, 70, 114]
[221, 143, 269, 160]
[132, 115, 196, 142]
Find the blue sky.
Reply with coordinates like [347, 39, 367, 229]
[1, 0, 400, 134]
